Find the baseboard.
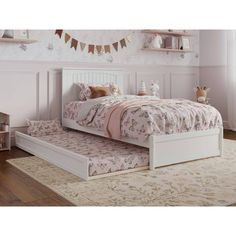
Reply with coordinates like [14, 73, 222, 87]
[223, 121, 229, 130]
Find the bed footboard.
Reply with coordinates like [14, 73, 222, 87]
[149, 128, 223, 170]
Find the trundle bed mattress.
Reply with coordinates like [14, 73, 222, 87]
[16, 130, 149, 178]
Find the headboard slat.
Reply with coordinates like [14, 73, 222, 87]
[62, 68, 125, 118]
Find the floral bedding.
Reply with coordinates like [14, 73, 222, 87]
[64, 95, 223, 142]
[38, 131, 149, 176]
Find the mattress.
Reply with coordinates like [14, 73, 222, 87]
[37, 130, 149, 176]
[64, 95, 223, 141]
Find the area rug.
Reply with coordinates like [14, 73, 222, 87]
[7, 139, 236, 206]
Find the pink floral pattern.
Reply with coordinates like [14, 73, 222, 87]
[27, 119, 64, 137]
[77, 83, 92, 101]
[67, 95, 223, 141]
[64, 101, 84, 120]
[38, 131, 149, 176]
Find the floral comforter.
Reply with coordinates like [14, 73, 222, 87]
[64, 95, 222, 142]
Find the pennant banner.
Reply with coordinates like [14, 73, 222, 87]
[80, 42, 86, 51]
[55, 30, 133, 54]
[126, 35, 132, 43]
[112, 42, 119, 51]
[71, 38, 78, 50]
[120, 38, 127, 48]
[55, 29, 63, 38]
[96, 45, 102, 54]
[104, 45, 111, 53]
[88, 44, 95, 54]
[64, 33, 71, 43]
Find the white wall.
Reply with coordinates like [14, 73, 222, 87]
[199, 30, 228, 127]
[0, 30, 199, 66]
[0, 30, 200, 138]
[200, 30, 227, 66]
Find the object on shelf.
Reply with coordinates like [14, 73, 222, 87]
[164, 36, 179, 49]
[14, 30, 29, 39]
[149, 34, 163, 49]
[138, 80, 147, 96]
[2, 30, 14, 38]
[180, 36, 191, 50]
[142, 29, 193, 53]
[0, 30, 4, 37]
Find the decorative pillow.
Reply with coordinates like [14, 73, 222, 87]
[76, 82, 121, 100]
[77, 83, 92, 101]
[89, 86, 111, 98]
[26, 119, 63, 137]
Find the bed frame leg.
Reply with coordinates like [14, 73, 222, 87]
[149, 135, 155, 170]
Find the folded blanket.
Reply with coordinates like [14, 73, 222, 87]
[104, 99, 165, 139]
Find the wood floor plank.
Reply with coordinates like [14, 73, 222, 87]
[0, 147, 73, 206]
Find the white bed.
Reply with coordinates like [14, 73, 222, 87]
[15, 67, 223, 180]
[61, 68, 223, 168]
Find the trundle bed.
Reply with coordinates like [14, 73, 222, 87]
[15, 68, 223, 181]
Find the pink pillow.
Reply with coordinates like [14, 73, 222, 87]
[27, 119, 63, 137]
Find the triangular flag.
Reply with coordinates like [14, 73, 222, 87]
[100, 46, 105, 54]
[120, 38, 127, 48]
[55, 29, 63, 38]
[80, 42, 86, 51]
[64, 33, 71, 43]
[104, 45, 111, 53]
[126, 34, 132, 43]
[96, 45, 102, 54]
[112, 42, 118, 51]
[88, 45, 95, 54]
[71, 38, 78, 50]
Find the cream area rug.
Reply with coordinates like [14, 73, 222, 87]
[7, 139, 236, 206]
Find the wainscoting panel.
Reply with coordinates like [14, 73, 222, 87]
[0, 71, 39, 127]
[0, 61, 199, 132]
[136, 72, 168, 98]
[170, 72, 198, 100]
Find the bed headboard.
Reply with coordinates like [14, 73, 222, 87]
[62, 68, 125, 114]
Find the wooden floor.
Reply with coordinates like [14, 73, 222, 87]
[0, 148, 73, 206]
[0, 130, 235, 206]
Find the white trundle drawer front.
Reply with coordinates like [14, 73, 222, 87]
[15, 132, 89, 180]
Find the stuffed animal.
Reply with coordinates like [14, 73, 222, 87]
[109, 84, 121, 96]
[150, 80, 160, 98]
[194, 86, 210, 104]
[149, 35, 163, 49]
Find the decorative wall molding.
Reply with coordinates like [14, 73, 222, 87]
[170, 72, 198, 100]
[0, 61, 199, 131]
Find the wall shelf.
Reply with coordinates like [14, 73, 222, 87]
[0, 38, 37, 44]
[141, 30, 193, 37]
[142, 48, 192, 53]
[142, 29, 193, 54]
